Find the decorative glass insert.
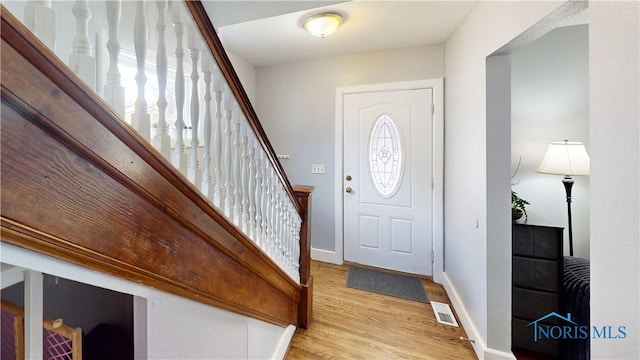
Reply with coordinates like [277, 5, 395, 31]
[368, 114, 403, 198]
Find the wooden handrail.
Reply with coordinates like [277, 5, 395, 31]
[184, 1, 301, 216]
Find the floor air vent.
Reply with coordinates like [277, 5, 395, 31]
[431, 301, 459, 327]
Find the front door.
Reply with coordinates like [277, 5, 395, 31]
[343, 88, 433, 275]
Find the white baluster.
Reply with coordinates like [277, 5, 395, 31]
[282, 201, 290, 267]
[264, 173, 274, 256]
[290, 208, 300, 280]
[297, 216, 302, 277]
[292, 214, 301, 278]
[285, 200, 297, 277]
[274, 187, 283, 264]
[131, 0, 150, 140]
[153, 0, 171, 156]
[187, 25, 202, 186]
[103, 0, 125, 117]
[278, 190, 287, 264]
[241, 126, 251, 233]
[69, 0, 96, 89]
[24, 1, 55, 50]
[232, 111, 243, 225]
[254, 150, 264, 247]
[270, 172, 280, 259]
[295, 212, 302, 267]
[285, 201, 294, 270]
[260, 158, 271, 253]
[222, 85, 235, 217]
[212, 67, 224, 208]
[293, 212, 302, 268]
[171, 3, 188, 174]
[290, 206, 300, 275]
[201, 54, 214, 200]
[297, 214, 302, 265]
[247, 135, 257, 239]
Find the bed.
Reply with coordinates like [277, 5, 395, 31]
[562, 256, 590, 360]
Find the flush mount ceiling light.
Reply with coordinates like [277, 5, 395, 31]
[304, 13, 343, 38]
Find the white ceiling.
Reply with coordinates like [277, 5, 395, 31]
[203, 1, 477, 67]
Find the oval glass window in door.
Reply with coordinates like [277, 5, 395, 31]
[368, 114, 404, 198]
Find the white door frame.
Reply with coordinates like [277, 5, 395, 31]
[334, 79, 444, 282]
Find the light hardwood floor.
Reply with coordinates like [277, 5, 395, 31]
[287, 261, 478, 360]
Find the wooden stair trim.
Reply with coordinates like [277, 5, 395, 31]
[1, 6, 299, 326]
[294, 185, 314, 328]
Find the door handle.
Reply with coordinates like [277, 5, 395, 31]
[345, 187, 353, 193]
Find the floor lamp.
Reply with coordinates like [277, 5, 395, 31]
[536, 140, 590, 256]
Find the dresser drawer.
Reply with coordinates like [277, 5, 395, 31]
[512, 287, 561, 321]
[513, 224, 563, 260]
[513, 257, 561, 291]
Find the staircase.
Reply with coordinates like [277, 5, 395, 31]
[0, 0, 312, 351]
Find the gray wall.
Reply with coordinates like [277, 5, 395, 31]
[255, 44, 445, 252]
[511, 24, 590, 258]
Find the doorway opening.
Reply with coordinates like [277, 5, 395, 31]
[485, 3, 589, 359]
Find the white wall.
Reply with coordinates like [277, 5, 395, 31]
[227, 50, 258, 105]
[485, 54, 513, 358]
[589, 1, 639, 358]
[255, 45, 444, 255]
[443, 1, 571, 358]
[511, 24, 590, 258]
[147, 294, 277, 359]
[0, 243, 291, 360]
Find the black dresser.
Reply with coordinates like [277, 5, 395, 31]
[512, 224, 564, 358]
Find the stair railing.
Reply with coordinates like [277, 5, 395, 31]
[3, 0, 303, 283]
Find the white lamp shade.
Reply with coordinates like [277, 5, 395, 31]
[536, 141, 590, 176]
[304, 13, 343, 38]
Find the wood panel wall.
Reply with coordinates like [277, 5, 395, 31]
[0, 7, 304, 327]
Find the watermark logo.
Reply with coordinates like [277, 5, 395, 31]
[527, 312, 626, 341]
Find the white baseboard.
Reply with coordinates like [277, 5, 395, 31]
[441, 272, 486, 358]
[484, 348, 517, 360]
[311, 247, 342, 264]
[272, 325, 296, 360]
[441, 273, 516, 360]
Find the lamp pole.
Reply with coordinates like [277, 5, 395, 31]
[537, 140, 590, 257]
[562, 175, 574, 256]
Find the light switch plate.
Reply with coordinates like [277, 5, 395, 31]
[311, 164, 325, 174]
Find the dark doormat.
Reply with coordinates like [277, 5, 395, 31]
[346, 266, 429, 303]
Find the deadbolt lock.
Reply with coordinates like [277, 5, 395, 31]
[346, 175, 352, 181]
